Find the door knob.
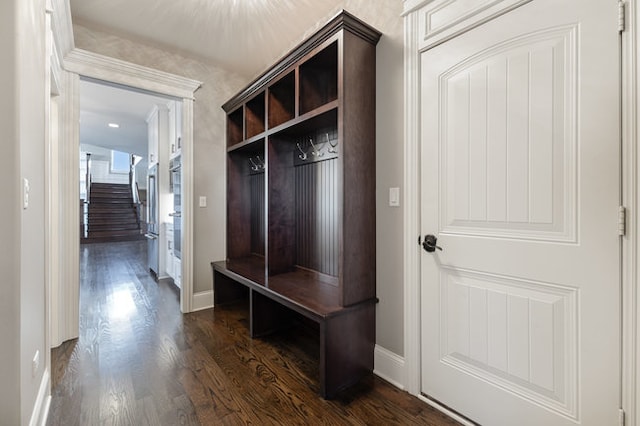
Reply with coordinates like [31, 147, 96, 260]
[422, 234, 442, 253]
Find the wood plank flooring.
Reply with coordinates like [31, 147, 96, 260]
[48, 241, 460, 425]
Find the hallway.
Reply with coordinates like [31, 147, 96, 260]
[48, 241, 460, 425]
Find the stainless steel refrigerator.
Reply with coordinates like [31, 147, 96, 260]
[146, 164, 159, 276]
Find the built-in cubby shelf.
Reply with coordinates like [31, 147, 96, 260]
[226, 28, 340, 149]
[218, 10, 381, 399]
[299, 40, 338, 115]
[227, 107, 244, 147]
[268, 71, 296, 128]
[245, 92, 265, 139]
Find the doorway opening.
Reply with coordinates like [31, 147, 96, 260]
[51, 48, 201, 377]
[78, 77, 184, 292]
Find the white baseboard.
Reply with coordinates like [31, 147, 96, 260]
[373, 344, 406, 390]
[29, 369, 51, 426]
[192, 290, 213, 312]
[373, 346, 475, 425]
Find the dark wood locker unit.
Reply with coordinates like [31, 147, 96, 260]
[213, 10, 381, 398]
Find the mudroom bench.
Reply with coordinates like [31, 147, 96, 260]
[211, 259, 377, 398]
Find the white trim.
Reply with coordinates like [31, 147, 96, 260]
[50, 36, 61, 97]
[191, 290, 213, 312]
[50, 0, 74, 60]
[28, 369, 51, 426]
[417, 394, 475, 426]
[403, 5, 422, 396]
[43, 10, 54, 426]
[373, 345, 406, 390]
[48, 0, 78, 350]
[48, 0, 66, 352]
[180, 99, 195, 314]
[622, 1, 638, 425]
[415, 0, 532, 51]
[403, 0, 435, 16]
[64, 49, 202, 100]
[56, 70, 80, 345]
[47, 94, 60, 347]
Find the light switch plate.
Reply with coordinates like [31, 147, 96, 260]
[199, 196, 207, 208]
[389, 187, 400, 207]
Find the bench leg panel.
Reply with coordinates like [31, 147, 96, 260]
[319, 304, 375, 398]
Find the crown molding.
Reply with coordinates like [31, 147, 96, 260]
[50, 0, 74, 59]
[64, 48, 202, 99]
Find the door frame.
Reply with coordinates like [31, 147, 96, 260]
[402, 0, 638, 424]
[54, 49, 201, 337]
[621, 1, 638, 424]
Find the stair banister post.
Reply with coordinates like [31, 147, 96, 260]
[86, 152, 91, 203]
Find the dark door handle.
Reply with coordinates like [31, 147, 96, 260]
[422, 234, 442, 253]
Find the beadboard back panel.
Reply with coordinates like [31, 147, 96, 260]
[294, 158, 339, 278]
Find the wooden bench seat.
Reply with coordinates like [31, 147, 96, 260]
[212, 259, 377, 398]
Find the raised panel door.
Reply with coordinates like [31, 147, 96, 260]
[420, 0, 620, 424]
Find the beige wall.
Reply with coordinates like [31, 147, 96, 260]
[0, 0, 22, 422]
[74, 1, 406, 357]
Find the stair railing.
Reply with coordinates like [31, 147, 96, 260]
[129, 154, 135, 199]
[130, 154, 143, 230]
[86, 152, 92, 203]
[83, 153, 92, 238]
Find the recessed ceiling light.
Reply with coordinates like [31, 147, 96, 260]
[108, 123, 120, 128]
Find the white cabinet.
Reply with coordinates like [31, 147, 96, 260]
[147, 104, 172, 278]
[168, 101, 182, 159]
[163, 221, 181, 289]
[165, 222, 174, 278]
[173, 257, 181, 289]
[146, 106, 159, 167]
[148, 103, 176, 166]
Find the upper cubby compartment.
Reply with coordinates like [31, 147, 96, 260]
[268, 71, 295, 128]
[227, 106, 244, 147]
[245, 92, 266, 139]
[299, 41, 338, 115]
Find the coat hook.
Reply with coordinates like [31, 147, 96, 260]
[296, 142, 308, 160]
[249, 157, 260, 171]
[310, 137, 323, 157]
[255, 155, 265, 170]
[327, 133, 338, 154]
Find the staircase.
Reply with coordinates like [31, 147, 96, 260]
[84, 183, 144, 243]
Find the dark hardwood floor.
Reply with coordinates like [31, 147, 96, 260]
[48, 241, 460, 425]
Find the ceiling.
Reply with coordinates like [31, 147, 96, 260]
[72, 1, 344, 157]
[70, 0, 344, 77]
[79, 78, 172, 158]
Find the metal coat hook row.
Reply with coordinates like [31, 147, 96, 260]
[296, 134, 338, 162]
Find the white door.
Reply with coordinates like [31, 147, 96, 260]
[420, 0, 621, 425]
